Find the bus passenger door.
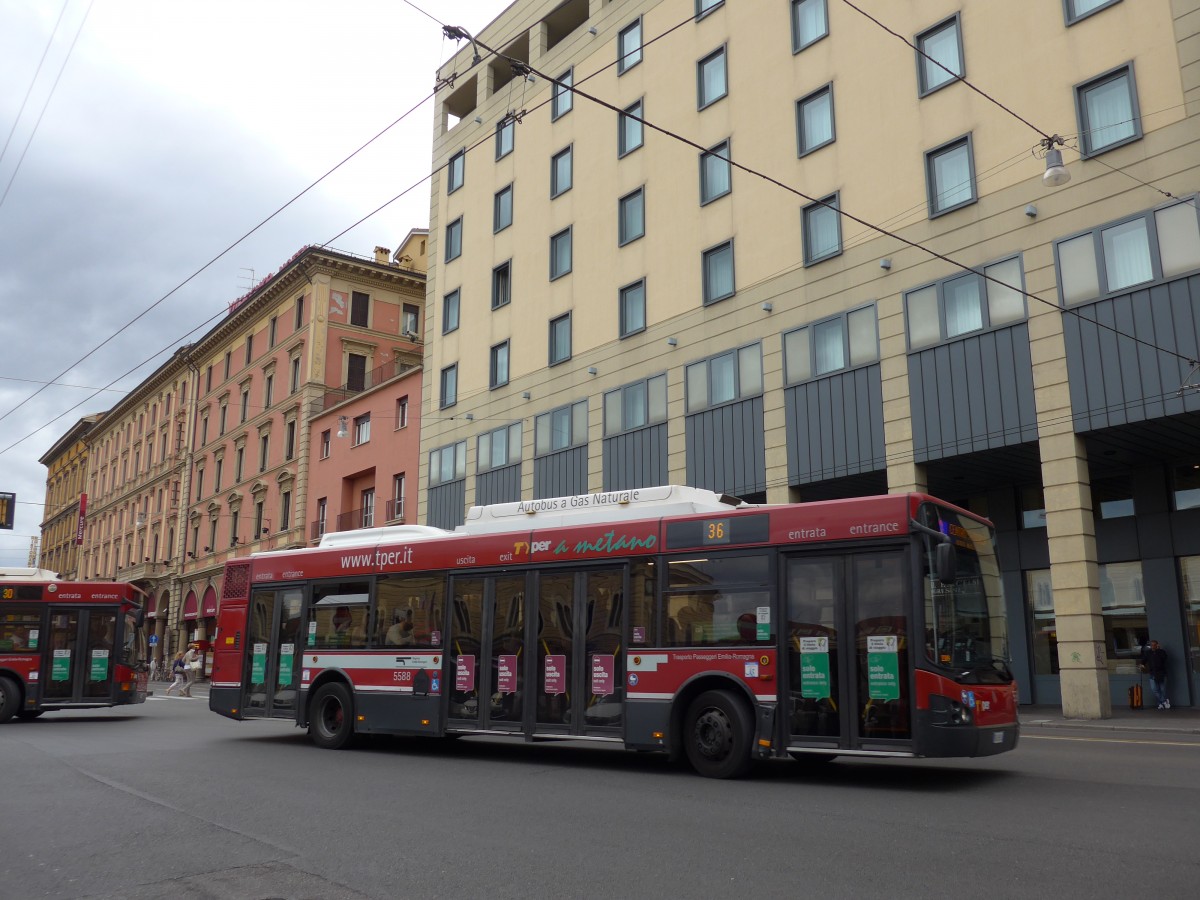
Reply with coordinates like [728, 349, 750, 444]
[42, 609, 117, 704]
[446, 574, 527, 733]
[534, 568, 624, 736]
[783, 551, 912, 753]
[243, 587, 303, 719]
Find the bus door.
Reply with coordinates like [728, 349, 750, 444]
[534, 567, 625, 736]
[242, 587, 303, 719]
[42, 607, 118, 704]
[783, 550, 912, 752]
[446, 573, 527, 732]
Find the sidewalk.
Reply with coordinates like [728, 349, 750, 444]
[1020, 703, 1200, 735]
[148, 678, 210, 700]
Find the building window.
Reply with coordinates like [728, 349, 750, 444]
[245, 334, 254, 364]
[702, 240, 736, 305]
[447, 149, 465, 192]
[492, 261, 512, 309]
[619, 99, 644, 157]
[350, 291, 369, 327]
[440, 364, 458, 409]
[496, 118, 514, 160]
[240, 389, 249, 422]
[320, 429, 331, 459]
[697, 46, 727, 109]
[361, 489, 375, 528]
[925, 135, 976, 217]
[916, 15, 963, 96]
[1057, 199, 1200, 304]
[429, 440, 467, 487]
[550, 228, 573, 280]
[802, 194, 841, 265]
[478, 422, 522, 473]
[294, 295, 305, 329]
[285, 420, 296, 461]
[604, 374, 667, 436]
[618, 19, 642, 73]
[494, 184, 513, 232]
[619, 279, 646, 338]
[696, 0, 724, 19]
[685, 344, 762, 412]
[353, 413, 371, 446]
[699, 140, 731, 205]
[443, 289, 460, 333]
[552, 68, 573, 119]
[347, 353, 367, 392]
[214, 457, 223, 493]
[1093, 475, 1135, 519]
[200, 416, 208, 446]
[1075, 64, 1141, 157]
[444, 217, 463, 262]
[1099, 561, 1147, 675]
[396, 396, 409, 429]
[796, 84, 834, 156]
[223, 351, 232, 380]
[205, 365, 213, 393]
[218, 404, 228, 436]
[391, 474, 406, 520]
[195, 467, 204, 500]
[289, 356, 301, 393]
[784, 305, 879, 384]
[549, 313, 572, 366]
[905, 255, 1026, 349]
[234, 446, 245, 482]
[1019, 486, 1047, 529]
[403, 304, 419, 337]
[791, 0, 828, 52]
[490, 341, 510, 389]
[618, 188, 645, 246]
[535, 400, 588, 455]
[551, 146, 573, 197]
[1173, 464, 1200, 511]
[263, 374, 273, 408]
[316, 497, 327, 537]
[280, 491, 292, 532]
[259, 434, 269, 472]
[1065, 0, 1122, 25]
[268, 316, 277, 348]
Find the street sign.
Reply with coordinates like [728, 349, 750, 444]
[0, 492, 13, 530]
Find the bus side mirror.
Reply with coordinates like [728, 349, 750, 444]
[135, 608, 146, 628]
[936, 543, 957, 585]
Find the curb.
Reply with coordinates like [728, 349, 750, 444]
[1021, 717, 1200, 736]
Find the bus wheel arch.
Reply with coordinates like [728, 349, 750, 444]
[670, 675, 756, 778]
[0, 675, 21, 724]
[307, 677, 356, 750]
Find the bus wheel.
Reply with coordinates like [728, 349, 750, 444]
[16, 710, 45, 721]
[309, 682, 355, 750]
[684, 690, 752, 779]
[0, 677, 18, 724]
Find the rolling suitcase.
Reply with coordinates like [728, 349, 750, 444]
[1128, 680, 1143, 710]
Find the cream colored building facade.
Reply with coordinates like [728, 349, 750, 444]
[37, 414, 102, 580]
[421, 0, 1200, 718]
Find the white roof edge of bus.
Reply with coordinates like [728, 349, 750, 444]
[0, 567, 61, 580]
[248, 486, 746, 556]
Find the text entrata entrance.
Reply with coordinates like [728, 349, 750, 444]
[446, 568, 625, 735]
[244, 587, 303, 718]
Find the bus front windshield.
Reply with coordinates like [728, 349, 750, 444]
[918, 503, 1011, 683]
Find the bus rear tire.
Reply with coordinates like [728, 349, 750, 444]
[684, 689, 753, 779]
[16, 710, 44, 720]
[0, 677, 19, 724]
[309, 682, 355, 750]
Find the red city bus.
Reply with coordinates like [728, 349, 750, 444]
[209, 486, 1018, 777]
[0, 569, 150, 722]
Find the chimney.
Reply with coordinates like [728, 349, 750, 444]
[373, 246, 391, 264]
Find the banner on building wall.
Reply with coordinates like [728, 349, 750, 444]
[75, 493, 88, 544]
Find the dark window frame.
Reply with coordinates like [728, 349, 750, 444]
[904, 254, 1028, 351]
[551, 67, 574, 120]
[697, 45, 728, 110]
[791, 0, 829, 54]
[551, 145, 573, 198]
[924, 133, 977, 218]
[796, 83, 835, 157]
[915, 13, 964, 98]
[493, 183, 513, 233]
[492, 260, 512, 309]
[447, 148, 466, 193]
[489, 340, 510, 390]
[1074, 62, 1142, 158]
[699, 139, 732, 205]
[443, 288, 460, 334]
[548, 313, 572, 367]
[439, 363, 458, 410]
[550, 227, 573, 281]
[495, 118, 515, 160]
[783, 303, 880, 386]
[802, 192, 842, 266]
[701, 239, 736, 306]
[444, 216, 463, 262]
[618, 187, 646, 246]
[1063, 0, 1122, 26]
[618, 18, 643, 74]
[618, 98, 645, 158]
[619, 278, 647, 339]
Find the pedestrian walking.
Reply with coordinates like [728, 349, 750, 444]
[1141, 639, 1170, 710]
[164, 651, 186, 696]
[181, 643, 200, 697]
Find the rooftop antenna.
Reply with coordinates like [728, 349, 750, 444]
[237, 267, 256, 291]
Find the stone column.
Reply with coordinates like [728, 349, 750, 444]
[878, 294, 927, 494]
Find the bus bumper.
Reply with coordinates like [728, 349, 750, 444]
[913, 709, 1019, 757]
[209, 686, 244, 721]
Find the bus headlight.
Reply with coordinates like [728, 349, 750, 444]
[930, 693, 972, 726]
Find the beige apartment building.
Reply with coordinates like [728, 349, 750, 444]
[64, 238, 427, 665]
[37, 414, 102, 580]
[420, 0, 1200, 717]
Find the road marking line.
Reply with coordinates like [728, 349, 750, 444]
[1022, 734, 1197, 747]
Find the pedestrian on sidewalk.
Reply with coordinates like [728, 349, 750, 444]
[164, 651, 186, 696]
[181, 643, 200, 697]
[1141, 639, 1170, 710]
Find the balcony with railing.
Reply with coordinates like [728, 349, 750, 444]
[320, 358, 420, 413]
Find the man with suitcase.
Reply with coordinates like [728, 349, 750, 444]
[1140, 639, 1170, 710]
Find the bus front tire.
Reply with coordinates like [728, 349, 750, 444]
[0, 677, 19, 724]
[684, 689, 753, 779]
[309, 682, 355, 750]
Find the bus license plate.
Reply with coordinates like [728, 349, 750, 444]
[993, 733, 1004, 744]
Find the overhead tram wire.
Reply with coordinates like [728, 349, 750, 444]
[0, 0, 94, 214]
[451, 31, 1197, 372]
[836, 0, 1197, 211]
[0, 84, 443, 429]
[0, 0, 69, 169]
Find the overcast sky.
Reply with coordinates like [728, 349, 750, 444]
[0, 0, 508, 565]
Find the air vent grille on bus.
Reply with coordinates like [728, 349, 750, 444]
[222, 563, 250, 601]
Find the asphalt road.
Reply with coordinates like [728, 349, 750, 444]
[2, 692, 1197, 899]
